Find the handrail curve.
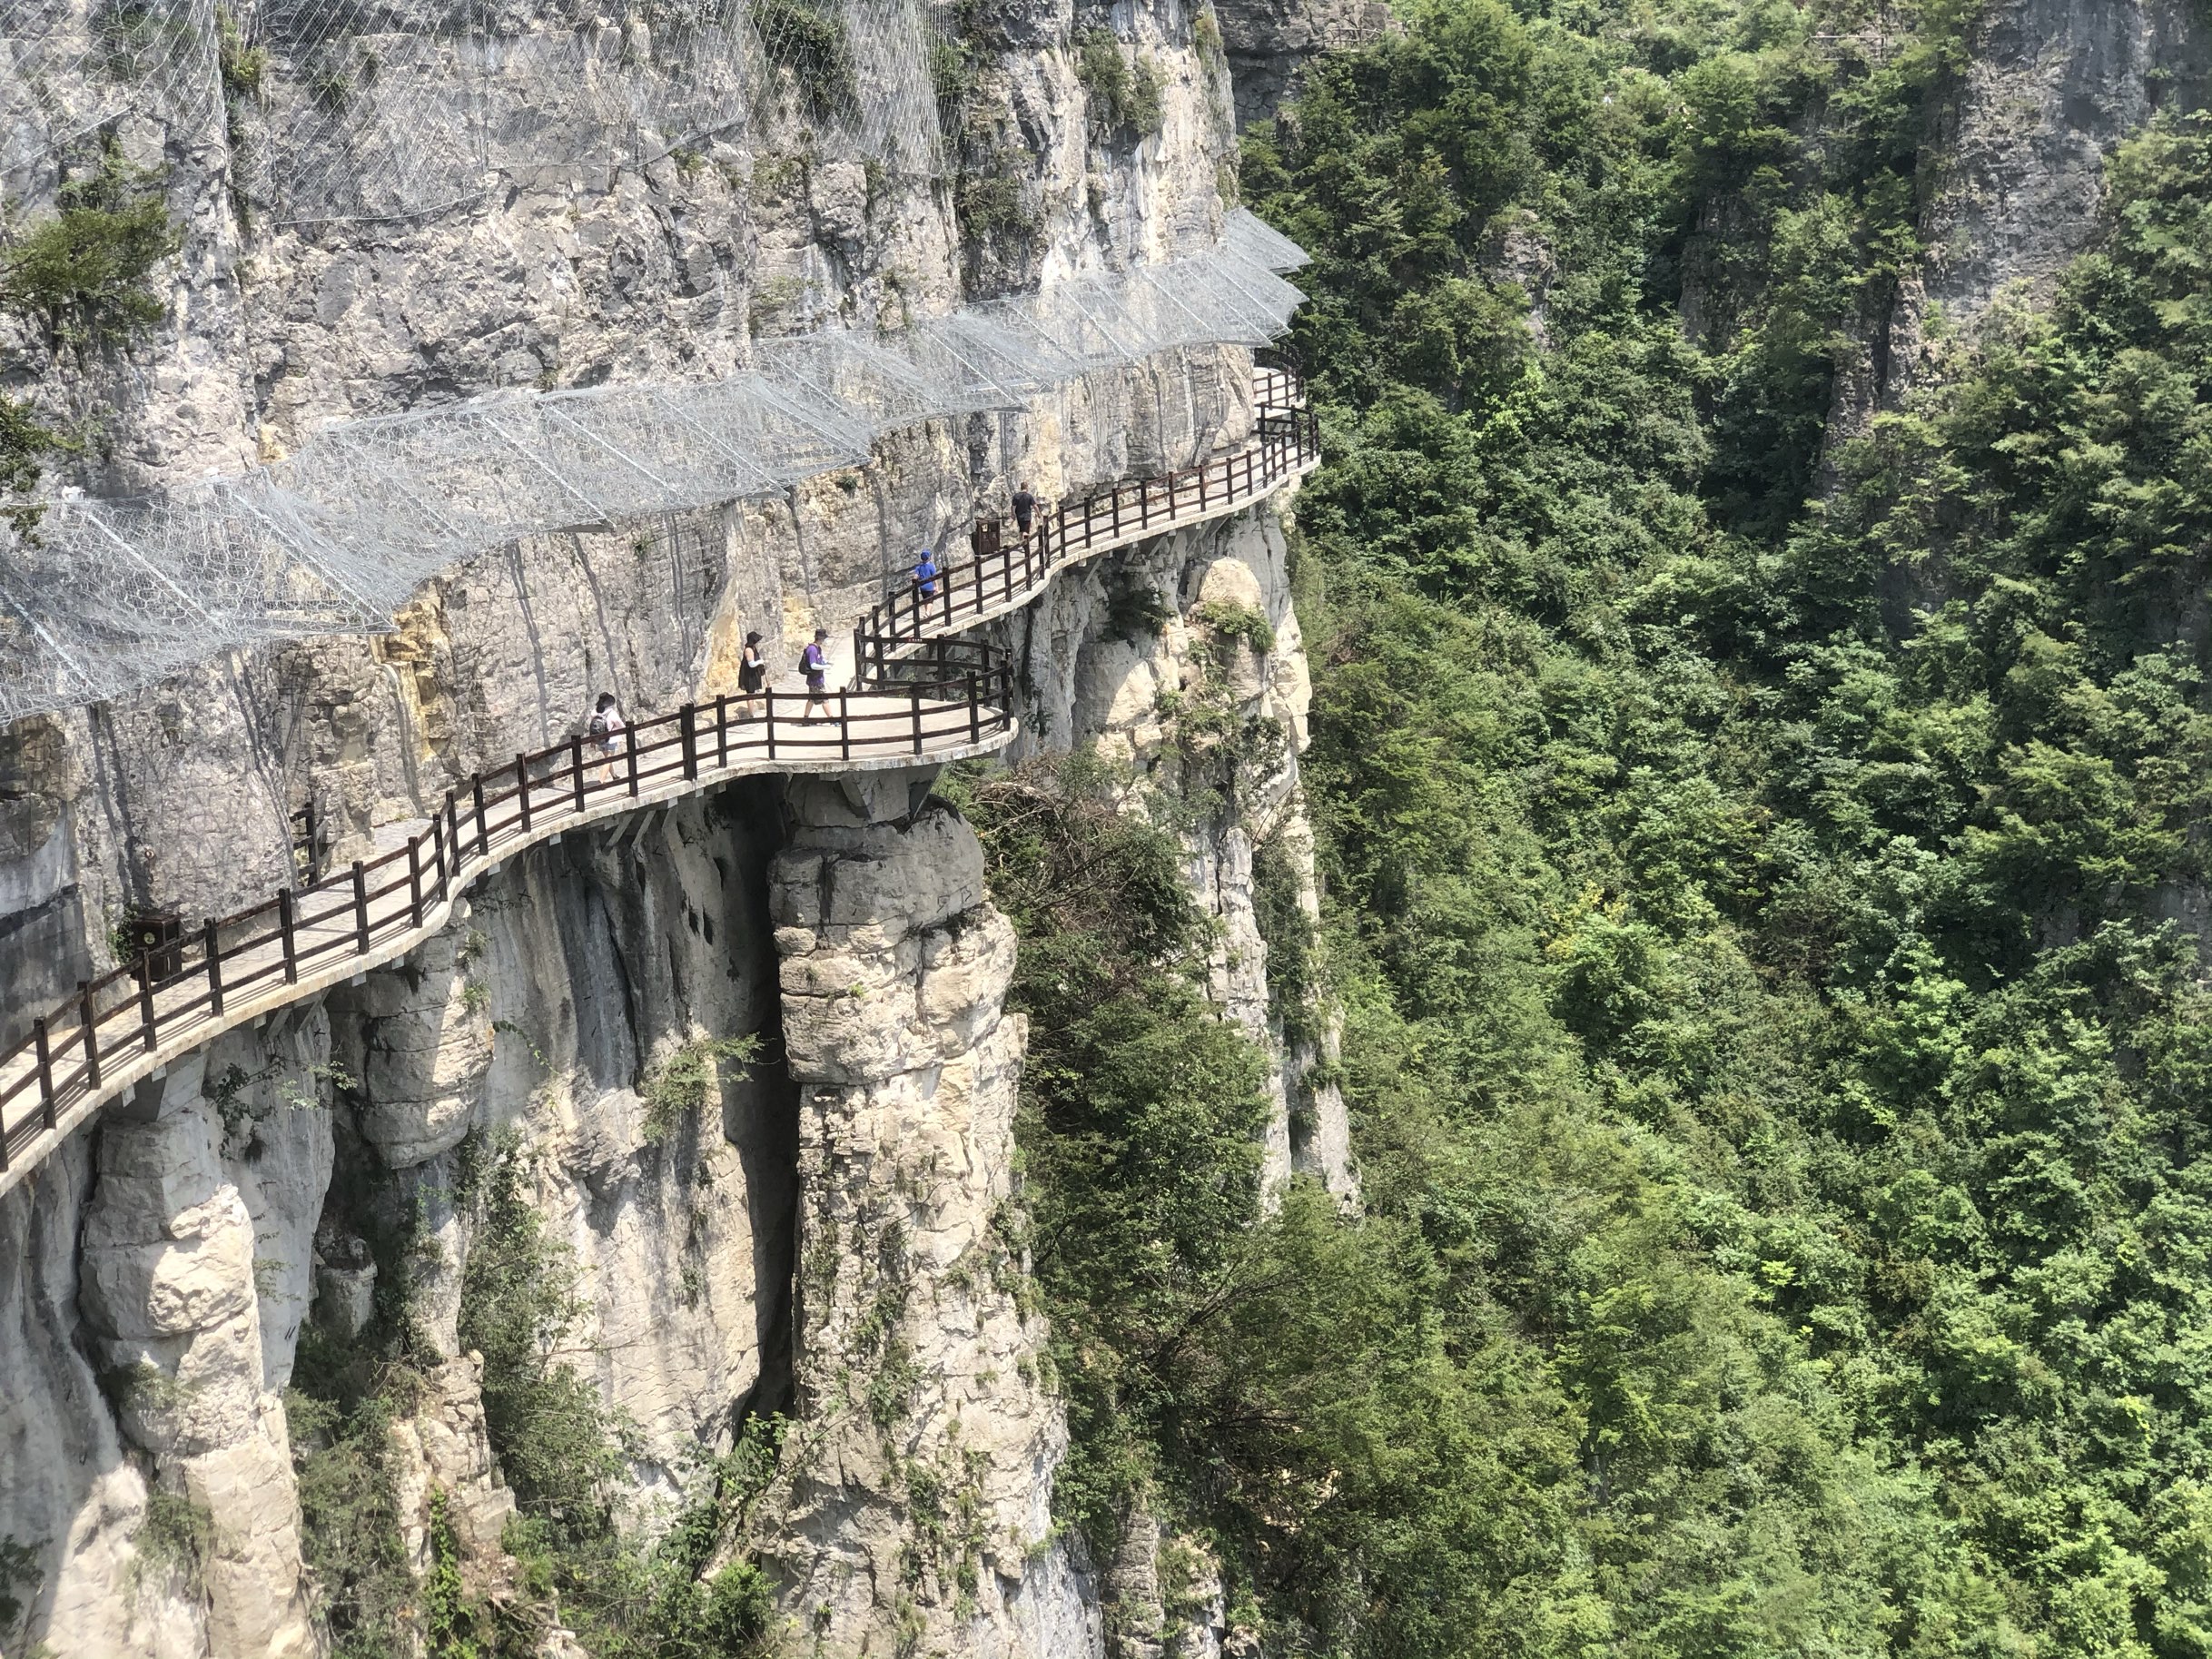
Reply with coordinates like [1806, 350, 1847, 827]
[858, 368, 1317, 671]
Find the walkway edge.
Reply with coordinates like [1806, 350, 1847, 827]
[0, 730, 1013, 1204]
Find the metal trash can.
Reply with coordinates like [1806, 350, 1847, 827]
[126, 907, 183, 979]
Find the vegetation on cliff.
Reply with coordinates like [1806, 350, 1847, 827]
[976, 0, 2212, 1654]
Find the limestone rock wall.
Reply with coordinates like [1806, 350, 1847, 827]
[0, 4, 1321, 1655]
[1821, 0, 2210, 441]
[0, 780, 798, 1656]
[1210, 0, 1394, 127]
[0, 0, 1246, 1030]
[764, 767, 1094, 1654]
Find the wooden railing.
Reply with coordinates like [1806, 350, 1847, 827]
[0, 658, 1012, 1180]
[0, 360, 1318, 1195]
[861, 370, 1318, 661]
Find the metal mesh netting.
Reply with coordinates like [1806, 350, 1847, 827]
[0, 212, 1308, 721]
[0, 0, 220, 175]
[1224, 208, 1311, 274]
[0, 0, 938, 216]
[249, 0, 941, 221]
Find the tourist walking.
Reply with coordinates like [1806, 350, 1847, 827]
[913, 548, 939, 603]
[801, 628, 833, 722]
[1012, 479, 1037, 544]
[588, 692, 625, 784]
[738, 631, 766, 719]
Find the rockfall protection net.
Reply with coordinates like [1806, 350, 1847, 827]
[0, 0, 940, 217]
[0, 0, 219, 178]
[0, 212, 1309, 722]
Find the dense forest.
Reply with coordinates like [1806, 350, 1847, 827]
[971, 2, 2212, 1655]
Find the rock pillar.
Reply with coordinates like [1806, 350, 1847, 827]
[76, 1029, 330, 1659]
[764, 766, 1099, 1657]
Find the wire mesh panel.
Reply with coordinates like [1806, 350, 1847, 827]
[242, 0, 937, 222]
[250, 0, 493, 220]
[0, 227, 1311, 724]
[1224, 206, 1310, 273]
[0, 478, 382, 719]
[0, 0, 220, 177]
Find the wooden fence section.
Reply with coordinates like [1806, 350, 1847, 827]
[860, 374, 1318, 664]
[0, 655, 1012, 1195]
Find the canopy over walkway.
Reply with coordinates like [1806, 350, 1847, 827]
[0, 212, 1308, 726]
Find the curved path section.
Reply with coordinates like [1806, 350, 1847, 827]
[0, 665, 1014, 1197]
[860, 390, 1318, 667]
[0, 366, 1318, 1200]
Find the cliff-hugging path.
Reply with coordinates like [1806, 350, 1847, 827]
[0, 371, 1318, 1200]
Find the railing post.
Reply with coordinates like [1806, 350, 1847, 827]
[840, 689, 851, 763]
[716, 693, 729, 769]
[473, 775, 489, 858]
[968, 673, 980, 744]
[571, 736, 587, 811]
[516, 755, 532, 833]
[626, 723, 639, 797]
[34, 1016, 54, 1130]
[911, 688, 923, 756]
[352, 860, 370, 953]
[409, 835, 423, 924]
[853, 627, 865, 688]
[680, 705, 697, 782]
[78, 982, 101, 1090]
[1111, 486, 1122, 538]
[433, 812, 449, 904]
[135, 952, 156, 1053]
[203, 919, 223, 1019]
[446, 791, 459, 878]
[765, 688, 777, 760]
[279, 888, 298, 985]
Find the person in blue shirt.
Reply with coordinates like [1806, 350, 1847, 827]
[913, 548, 939, 603]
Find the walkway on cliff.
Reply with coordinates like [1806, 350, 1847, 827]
[860, 366, 1316, 667]
[0, 363, 1317, 1200]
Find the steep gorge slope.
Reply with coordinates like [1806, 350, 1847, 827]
[1236, 0, 2212, 1654]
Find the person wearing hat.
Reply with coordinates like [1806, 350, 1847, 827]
[738, 629, 767, 720]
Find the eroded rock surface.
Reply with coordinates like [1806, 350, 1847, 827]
[765, 768, 1098, 1656]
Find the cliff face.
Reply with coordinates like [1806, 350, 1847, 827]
[1820, 0, 2211, 439]
[0, 4, 1335, 1655]
[994, 499, 1354, 1201]
[1210, 0, 1394, 127]
[0, 504, 1337, 1657]
[4, 782, 796, 1654]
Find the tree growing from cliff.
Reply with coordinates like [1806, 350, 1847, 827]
[0, 133, 180, 353]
